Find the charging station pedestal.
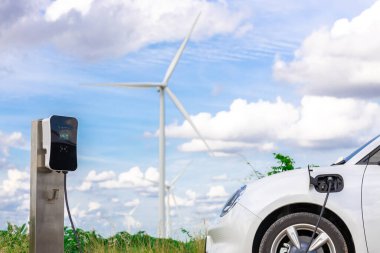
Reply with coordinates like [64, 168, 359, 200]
[30, 120, 64, 253]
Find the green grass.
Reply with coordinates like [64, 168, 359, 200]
[0, 223, 205, 253]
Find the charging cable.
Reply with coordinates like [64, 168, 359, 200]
[304, 177, 333, 253]
[63, 172, 82, 253]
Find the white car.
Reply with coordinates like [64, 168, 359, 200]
[206, 136, 380, 253]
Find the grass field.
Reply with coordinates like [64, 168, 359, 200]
[0, 223, 206, 253]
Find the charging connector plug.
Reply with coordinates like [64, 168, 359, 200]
[311, 174, 344, 193]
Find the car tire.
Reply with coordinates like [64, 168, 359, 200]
[258, 212, 348, 253]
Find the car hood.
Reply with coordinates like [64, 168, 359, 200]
[243, 168, 311, 197]
[237, 166, 338, 217]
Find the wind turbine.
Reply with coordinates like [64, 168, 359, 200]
[145, 162, 192, 238]
[118, 205, 140, 233]
[164, 161, 192, 237]
[91, 14, 213, 237]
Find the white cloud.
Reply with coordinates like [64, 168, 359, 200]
[179, 139, 276, 154]
[0, 131, 26, 156]
[72, 206, 88, 218]
[45, 0, 94, 22]
[0, 167, 30, 225]
[124, 198, 140, 208]
[207, 185, 228, 198]
[77, 181, 92, 191]
[123, 215, 142, 232]
[195, 186, 228, 215]
[166, 96, 380, 151]
[167, 189, 197, 207]
[1, 0, 251, 59]
[85, 170, 116, 182]
[99, 167, 158, 196]
[136, 186, 158, 197]
[212, 174, 228, 181]
[167, 194, 193, 207]
[185, 189, 197, 200]
[77, 169, 116, 191]
[0, 132, 27, 197]
[99, 166, 150, 188]
[0, 0, 48, 27]
[166, 97, 297, 152]
[88, 201, 101, 212]
[274, 1, 380, 98]
[283, 96, 380, 148]
[145, 167, 159, 183]
[71, 201, 101, 219]
[17, 197, 30, 211]
[167, 98, 298, 140]
[196, 204, 223, 214]
[0, 169, 29, 197]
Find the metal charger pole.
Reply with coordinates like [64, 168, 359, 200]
[30, 120, 64, 253]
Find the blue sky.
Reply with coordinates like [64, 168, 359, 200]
[1, 0, 380, 238]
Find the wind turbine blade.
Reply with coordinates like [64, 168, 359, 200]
[166, 87, 214, 156]
[129, 205, 138, 216]
[84, 83, 164, 88]
[170, 192, 182, 224]
[145, 178, 159, 185]
[166, 189, 172, 238]
[171, 193, 179, 213]
[147, 177, 172, 189]
[167, 190, 171, 209]
[162, 13, 201, 85]
[169, 161, 193, 186]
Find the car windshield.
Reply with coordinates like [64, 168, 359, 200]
[334, 135, 380, 165]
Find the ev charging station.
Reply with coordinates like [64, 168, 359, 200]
[30, 115, 78, 253]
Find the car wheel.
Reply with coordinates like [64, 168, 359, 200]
[259, 212, 348, 253]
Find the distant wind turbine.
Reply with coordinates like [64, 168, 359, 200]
[90, 13, 213, 237]
[165, 161, 192, 238]
[146, 161, 191, 238]
[118, 205, 140, 233]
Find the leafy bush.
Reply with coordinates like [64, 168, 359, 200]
[267, 153, 295, 176]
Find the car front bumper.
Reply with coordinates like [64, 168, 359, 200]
[206, 203, 262, 253]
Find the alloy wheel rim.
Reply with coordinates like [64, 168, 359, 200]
[270, 223, 336, 253]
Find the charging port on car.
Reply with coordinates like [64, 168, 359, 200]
[310, 174, 344, 193]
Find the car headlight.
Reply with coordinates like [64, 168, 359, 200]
[220, 185, 247, 217]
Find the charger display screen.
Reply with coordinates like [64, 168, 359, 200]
[51, 116, 78, 144]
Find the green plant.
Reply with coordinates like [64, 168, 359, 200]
[180, 228, 193, 240]
[267, 153, 295, 176]
[0, 223, 28, 253]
